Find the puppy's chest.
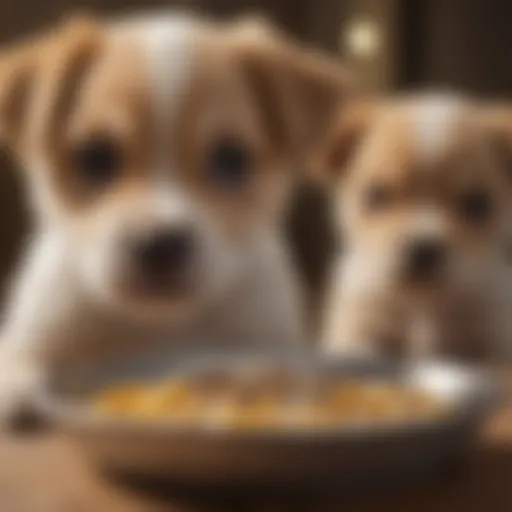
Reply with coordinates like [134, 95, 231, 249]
[435, 295, 495, 359]
[53, 246, 299, 368]
[52, 302, 261, 365]
[372, 290, 499, 360]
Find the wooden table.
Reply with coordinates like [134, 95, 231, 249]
[0, 371, 511, 512]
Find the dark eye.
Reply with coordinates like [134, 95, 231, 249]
[364, 183, 394, 212]
[72, 137, 122, 186]
[459, 190, 493, 223]
[208, 140, 252, 188]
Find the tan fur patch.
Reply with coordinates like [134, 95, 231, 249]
[0, 13, 349, 233]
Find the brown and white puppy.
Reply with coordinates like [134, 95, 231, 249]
[0, 12, 349, 420]
[315, 93, 512, 362]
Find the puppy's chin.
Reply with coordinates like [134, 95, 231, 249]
[394, 266, 447, 305]
[398, 281, 447, 305]
[76, 259, 203, 324]
[79, 258, 243, 325]
[76, 237, 251, 325]
[109, 295, 200, 325]
[400, 271, 448, 293]
[88, 277, 202, 325]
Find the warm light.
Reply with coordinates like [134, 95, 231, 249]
[344, 19, 380, 58]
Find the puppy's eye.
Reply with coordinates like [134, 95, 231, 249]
[459, 190, 493, 223]
[364, 184, 393, 212]
[72, 137, 122, 186]
[208, 140, 252, 188]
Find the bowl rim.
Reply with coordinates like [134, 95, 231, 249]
[36, 354, 501, 442]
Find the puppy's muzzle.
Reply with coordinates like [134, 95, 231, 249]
[125, 224, 197, 296]
[131, 226, 194, 275]
[403, 236, 447, 283]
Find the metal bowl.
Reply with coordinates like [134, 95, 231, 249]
[37, 350, 500, 495]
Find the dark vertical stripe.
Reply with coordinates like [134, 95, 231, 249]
[396, 0, 426, 89]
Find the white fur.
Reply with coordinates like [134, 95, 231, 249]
[324, 95, 512, 362]
[144, 16, 194, 171]
[112, 14, 195, 172]
[324, 250, 512, 361]
[411, 95, 461, 165]
[407, 207, 448, 239]
[0, 16, 304, 423]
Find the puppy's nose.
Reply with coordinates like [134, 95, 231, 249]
[405, 237, 446, 280]
[131, 227, 194, 275]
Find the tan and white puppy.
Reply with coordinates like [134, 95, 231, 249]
[0, 12, 349, 419]
[316, 94, 512, 361]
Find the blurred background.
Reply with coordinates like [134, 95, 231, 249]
[1, 0, 512, 321]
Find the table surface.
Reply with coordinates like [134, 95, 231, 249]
[0, 370, 511, 512]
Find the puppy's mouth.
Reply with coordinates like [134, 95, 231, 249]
[397, 264, 449, 302]
[402, 265, 446, 286]
[403, 280, 447, 303]
[119, 271, 197, 302]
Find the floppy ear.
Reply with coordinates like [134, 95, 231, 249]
[0, 14, 101, 157]
[0, 41, 37, 148]
[310, 100, 375, 185]
[232, 18, 352, 161]
[480, 105, 512, 180]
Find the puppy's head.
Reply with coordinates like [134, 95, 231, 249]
[0, 13, 348, 322]
[315, 94, 512, 298]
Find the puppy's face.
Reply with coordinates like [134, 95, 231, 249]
[317, 96, 512, 298]
[0, 14, 348, 322]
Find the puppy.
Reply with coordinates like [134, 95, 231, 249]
[0, 12, 349, 420]
[315, 93, 512, 361]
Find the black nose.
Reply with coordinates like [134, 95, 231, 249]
[405, 237, 446, 280]
[131, 227, 194, 275]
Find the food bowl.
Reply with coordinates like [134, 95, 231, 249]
[37, 350, 500, 495]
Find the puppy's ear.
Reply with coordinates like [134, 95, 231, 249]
[0, 14, 101, 156]
[310, 101, 375, 185]
[480, 105, 512, 180]
[0, 42, 37, 148]
[232, 19, 352, 160]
